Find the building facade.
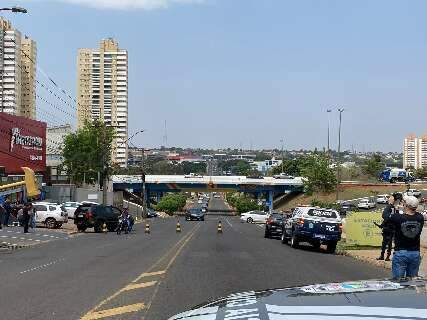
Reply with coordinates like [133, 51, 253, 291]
[0, 18, 36, 119]
[403, 134, 427, 170]
[77, 38, 128, 167]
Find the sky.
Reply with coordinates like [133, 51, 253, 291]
[3, 0, 427, 152]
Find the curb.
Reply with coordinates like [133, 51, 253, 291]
[341, 250, 392, 270]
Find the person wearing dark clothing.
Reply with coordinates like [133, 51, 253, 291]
[3, 197, 13, 227]
[22, 203, 32, 234]
[375, 203, 396, 261]
[385, 195, 425, 280]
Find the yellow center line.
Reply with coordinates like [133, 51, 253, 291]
[80, 223, 200, 319]
[143, 223, 201, 317]
[81, 303, 145, 320]
[123, 281, 157, 292]
[132, 270, 165, 283]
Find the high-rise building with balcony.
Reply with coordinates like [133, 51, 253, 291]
[77, 38, 128, 167]
[403, 134, 427, 170]
[0, 18, 36, 119]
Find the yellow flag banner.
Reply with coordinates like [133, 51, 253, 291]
[345, 211, 383, 246]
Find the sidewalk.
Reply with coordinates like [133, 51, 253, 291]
[343, 227, 427, 277]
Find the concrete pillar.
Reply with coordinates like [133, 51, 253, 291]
[268, 190, 274, 214]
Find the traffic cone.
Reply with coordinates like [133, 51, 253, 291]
[217, 221, 223, 234]
[102, 222, 108, 233]
[176, 221, 181, 233]
[145, 223, 150, 234]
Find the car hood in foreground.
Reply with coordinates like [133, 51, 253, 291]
[168, 279, 427, 320]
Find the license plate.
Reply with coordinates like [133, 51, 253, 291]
[314, 234, 326, 239]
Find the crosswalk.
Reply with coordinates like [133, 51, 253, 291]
[0, 227, 70, 250]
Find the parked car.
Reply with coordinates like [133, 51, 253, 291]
[376, 195, 389, 204]
[74, 204, 121, 232]
[246, 175, 264, 179]
[185, 208, 205, 221]
[405, 189, 421, 197]
[281, 207, 342, 253]
[357, 199, 376, 210]
[338, 201, 358, 215]
[240, 210, 268, 224]
[33, 202, 68, 229]
[62, 201, 82, 219]
[264, 213, 284, 238]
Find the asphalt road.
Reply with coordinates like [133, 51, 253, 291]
[0, 198, 388, 320]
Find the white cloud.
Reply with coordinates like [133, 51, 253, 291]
[24, 0, 206, 10]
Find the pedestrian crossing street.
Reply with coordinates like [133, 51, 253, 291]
[0, 227, 71, 249]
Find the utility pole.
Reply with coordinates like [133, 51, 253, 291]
[141, 147, 147, 219]
[336, 108, 344, 201]
[280, 139, 284, 173]
[327, 109, 332, 154]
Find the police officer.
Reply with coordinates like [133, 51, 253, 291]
[375, 194, 399, 261]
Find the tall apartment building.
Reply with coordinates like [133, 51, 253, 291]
[0, 18, 36, 119]
[403, 134, 427, 169]
[77, 38, 128, 167]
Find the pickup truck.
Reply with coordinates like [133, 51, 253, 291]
[281, 207, 342, 253]
[74, 204, 121, 232]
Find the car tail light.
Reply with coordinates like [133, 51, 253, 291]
[266, 217, 273, 225]
[298, 218, 305, 226]
[86, 210, 93, 219]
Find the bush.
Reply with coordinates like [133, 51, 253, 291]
[225, 192, 260, 214]
[310, 199, 341, 211]
[155, 193, 187, 214]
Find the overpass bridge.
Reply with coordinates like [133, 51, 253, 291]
[112, 175, 304, 211]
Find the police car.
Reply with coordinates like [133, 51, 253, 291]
[281, 206, 342, 253]
[168, 279, 427, 320]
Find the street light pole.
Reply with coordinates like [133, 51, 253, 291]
[326, 109, 332, 154]
[280, 139, 284, 173]
[141, 147, 147, 220]
[336, 108, 344, 201]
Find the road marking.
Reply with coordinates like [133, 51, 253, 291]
[132, 270, 165, 283]
[81, 303, 145, 320]
[225, 218, 233, 227]
[80, 223, 200, 320]
[123, 281, 157, 292]
[20, 258, 65, 274]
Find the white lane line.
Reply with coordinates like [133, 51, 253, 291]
[20, 258, 65, 275]
[43, 235, 49, 237]
[256, 224, 264, 229]
[1, 235, 7, 238]
[12, 236, 17, 239]
[225, 218, 233, 228]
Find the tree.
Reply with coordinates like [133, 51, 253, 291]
[301, 154, 337, 194]
[415, 167, 427, 179]
[62, 120, 114, 186]
[155, 193, 187, 214]
[269, 158, 305, 176]
[363, 154, 384, 178]
[218, 160, 252, 175]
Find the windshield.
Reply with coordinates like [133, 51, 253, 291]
[2, 2, 426, 320]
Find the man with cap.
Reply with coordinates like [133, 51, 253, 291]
[387, 195, 424, 280]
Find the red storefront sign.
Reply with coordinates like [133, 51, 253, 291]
[0, 113, 47, 174]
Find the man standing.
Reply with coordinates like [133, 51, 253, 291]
[387, 195, 424, 280]
[3, 197, 13, 227]
[375, 203, 395, 261]
[22, 202, 32, 234]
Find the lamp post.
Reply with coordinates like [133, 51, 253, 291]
[280, 139, 285, 173]
[326, 109, 332, 154]
[336, 108, 344, 201]
[123, 130, 145, 218]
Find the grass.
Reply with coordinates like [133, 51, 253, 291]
[277, 184, 408, 211]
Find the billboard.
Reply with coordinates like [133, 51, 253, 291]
[0, 113, 47, 174]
